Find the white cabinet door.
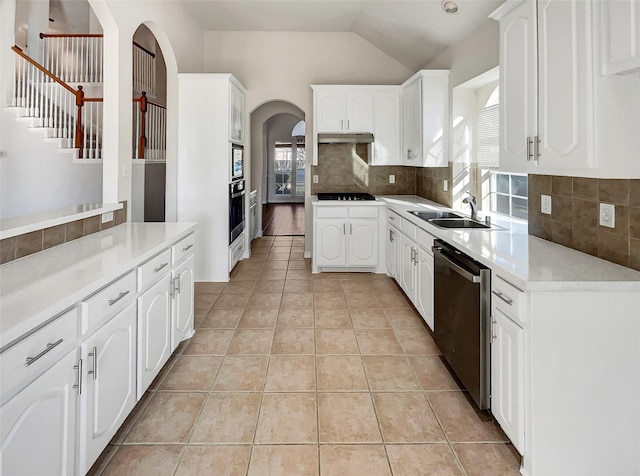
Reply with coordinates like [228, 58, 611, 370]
[537, 0, 593, 169]
[82, 303, 137, 473]
[399, 233, 417, 301]
[421, 71, 449, 167]
[345, 91, 373, 133]
[386, 226, 400, 280]
[315, 91, 345, 133]
[1, 350, 78, 476]
[402, 78, 422, 165]
[600, 0, 640, 75]
[347, 218, 378, 266]
[491, 307, 525, 454]
[373, 91, 402, 165]
[415, 247, 435, 331]
[172, 254, 195, 350]
[230, 82, 245, 143]
[498, 0, 538, 172]
[315, 219, 347, 267]
[137, 274, 172, 397]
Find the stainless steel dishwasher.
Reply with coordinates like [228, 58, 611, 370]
[432, 239, 491, 409]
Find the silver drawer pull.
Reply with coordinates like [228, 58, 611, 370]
[73, 359, 83, 395]
[182, 244, 194, 252]
[154, 262, 169, 273]
[492, 290, 513, 306]
[108, 290, 130, 306]
[25, 339, 63, 366]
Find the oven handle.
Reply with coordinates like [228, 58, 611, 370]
[432, 246, 481, 283]
[231, 191, 246, 199]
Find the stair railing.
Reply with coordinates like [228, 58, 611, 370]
[133, 92, 166, 159]
[40, 34, 156, 96]
[12, 45, 103, 159]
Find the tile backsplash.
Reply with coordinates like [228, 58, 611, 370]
[0, 201, 128, 264]
[416, 166, 453, 208]
[311, 144, 416, 196]
[528, 175, 640, 271]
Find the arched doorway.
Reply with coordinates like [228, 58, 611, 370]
[250, 100, 305, 237]
[130, 23, 167, 222]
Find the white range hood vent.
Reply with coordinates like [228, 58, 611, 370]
[317, 133, 375, 144]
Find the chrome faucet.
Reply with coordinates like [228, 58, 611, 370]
[463, 193, 478, 221]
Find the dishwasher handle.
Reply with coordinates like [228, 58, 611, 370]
[432, 246, 481, 284]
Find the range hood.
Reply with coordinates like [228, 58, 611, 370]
[317, 133, 374, 144]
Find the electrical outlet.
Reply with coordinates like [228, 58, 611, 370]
[389, 175, 395, 184]
[599, 203, 615, 228]
[541, 195, 552, 215]
[101, 211, 114, 223]
[443, 180, 448, 192]
[313, 175, 318, 184]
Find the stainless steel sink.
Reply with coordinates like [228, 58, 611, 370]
[408, 210, 464, 220]
[429, 218, 493, 229]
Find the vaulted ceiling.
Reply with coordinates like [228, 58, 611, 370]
[181, 0, 503, 71]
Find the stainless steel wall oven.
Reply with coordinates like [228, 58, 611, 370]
[229, 179, 245, 244]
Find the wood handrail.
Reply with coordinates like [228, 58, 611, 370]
[132, 41, 156, 58]
[12, 45, 76, 95]
[39, 33, 103, 38]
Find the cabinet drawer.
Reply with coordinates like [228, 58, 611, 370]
[173, 233, 195, 265]
[401, 218, 417, 241]
[1, 307, 78, 404]
[417, 228, 435, 253]
[492, 276, 526, 325]
[138, 248, 172, 291]
[349, 207, 379, 218]
[315, 206, 348, 218]
[387, 210, 401, 226]
[83, 271, 137, 335]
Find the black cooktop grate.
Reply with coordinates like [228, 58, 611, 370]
[317, 192, 376, 201]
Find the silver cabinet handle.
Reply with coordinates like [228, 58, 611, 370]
[174, 276, 181, 295]
[73, 359, 83, 395]
[88, 346, 98, 380]
[341, 119, 344, 130]
[492, 290, 513, 306]
[25, 339, 63, 366]
[534, 135, 540, 160]
[349, 223, 352, 235]
[388, 215, 395, 220]
[108, 290, 130, 306]
[347, 119, 350, 130]
[410, 248, 416, 263]
[154, 262, 169, 273]
[526, 136, 533, 161]
[492, 319, 498, 341]
[343, 223, 346, 234]
[413, 250, 418, 266]
[182, 244, 193, 252]
[389, 229, 393, 243]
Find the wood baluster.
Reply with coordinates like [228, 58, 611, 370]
[138, 91, 148, 159]
[75, 85, 85, 158]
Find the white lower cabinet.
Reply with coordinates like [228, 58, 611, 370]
[171, 254, 195, 350]
[81, 303, 137, 473]
[1, 350, 79, 476]
[491, 306, 525, 454]
[386, 225, 400, 281]
[313, 205, 381, 272]
[399, 233, 417, 300]
[137, 273, 172, 398]
[415, 245, 435, 331]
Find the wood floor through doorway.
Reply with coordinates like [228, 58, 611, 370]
[262, 203, 305, 236]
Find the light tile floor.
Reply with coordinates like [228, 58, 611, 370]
[90, 236, 521, 476]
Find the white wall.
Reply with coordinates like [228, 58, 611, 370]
[0, 111, 102, 218]
[204, 31, 414, 251]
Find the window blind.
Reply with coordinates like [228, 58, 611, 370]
[477, 104, 499, 167]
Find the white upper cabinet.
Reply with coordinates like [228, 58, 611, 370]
[314, 89, 373, 133]
[493, 0, 594, 173]
[229, 81, 245, 143]
[372, 89, 402, 165]
[599, 0, 640, 75]
[401, 70, 450, 167]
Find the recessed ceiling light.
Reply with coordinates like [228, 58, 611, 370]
[441, 0, 460, 14]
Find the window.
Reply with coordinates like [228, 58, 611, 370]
[491, 172, 528, 220]
[274, 143, 292, 196]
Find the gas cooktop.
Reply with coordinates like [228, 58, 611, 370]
[317, 192, 376, 201]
